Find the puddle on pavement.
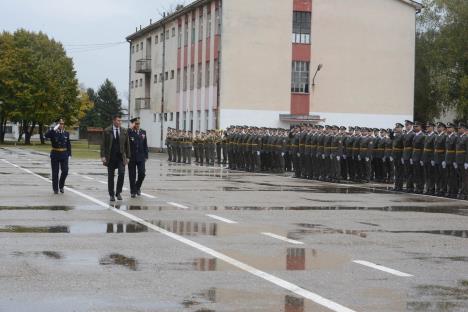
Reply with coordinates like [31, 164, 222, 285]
[0, 172, 12, 174]
[413, 256, 468, 263]
[357, 222, 380, 227]
[173, 248, 350, 272]
[224, 205, 468, 216]
[0, 220, 220, 236]
[408, 280, 468, 311]
[182, 288, 328, 312]
[0, 206, 73, 211]
[292, 223, 468, 239]
[13, 251, 63, 259]
[99, 253, 138, 271]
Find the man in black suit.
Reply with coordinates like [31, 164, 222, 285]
[100, 114, 131, 201]
[128, 117, 149, 198]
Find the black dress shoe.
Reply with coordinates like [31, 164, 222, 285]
[116, 194, 123, 200]
[110, 195, 116, 202]
[54, 190, 59, 194]
[131, 194, 136, 198]
[137, 190, 141, 196]
[60, 188, 64, 194]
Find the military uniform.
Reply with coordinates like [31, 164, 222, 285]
[392, 126, 405, 191]
[422, 127, 437, 195]
[411, 127, 426, 193]
[128, 124, 148, 197]
[402, 124, 415, 192]
[455, 125, 468, 199]
[45, 124, 72, 194]
[445, 128, 458, 197]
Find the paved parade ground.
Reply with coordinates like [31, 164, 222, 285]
[0, 147, 467, 312]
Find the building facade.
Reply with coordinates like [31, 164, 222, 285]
[126, 0, 422, 149]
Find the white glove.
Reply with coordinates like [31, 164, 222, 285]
[389, 156, 393, 162]
[281, 152, 285, 157]
[420, 161, 424, 166]
[464, 163, 468, 170]
[410, 158, 413, 165]
[343, 155, 347, 160]
[257, 151, 261, 156]
[358, 155, 361, 161]
[321, 154, 325, 160]
[442, 161, 447, 169]
[431, 160, 435, 166]
[365, 157, 370, 162]
[53, 124, 60, 131]
[454, 162, 458, 169]
[330, 155, 333, 160]
[297, 153, 300, 157]
[401, 158, 405, 165]
[337, 156, 341, 161]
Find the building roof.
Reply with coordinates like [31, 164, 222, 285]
[126, 0, 422, 41]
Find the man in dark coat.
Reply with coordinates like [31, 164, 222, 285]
[101, 114, 131, 202]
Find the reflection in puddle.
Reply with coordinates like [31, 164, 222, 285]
[178, 248, 349, 272]
[223, 205, 468, 216]
[0, 206, 73, 211]
[408, 280, 468, 311]
[99, 253, 138, 271]
[0, 226, 69, 233]
[292, 224, 468, 239]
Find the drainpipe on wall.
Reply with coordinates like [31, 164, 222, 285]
[160, 23, 166, 151]
[127, 39, 132, 128]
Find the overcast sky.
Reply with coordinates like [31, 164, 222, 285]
[1, 0, 193, 107]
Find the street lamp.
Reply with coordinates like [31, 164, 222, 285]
[312, 64, 323, 87]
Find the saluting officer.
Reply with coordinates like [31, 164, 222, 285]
[45, 118, 72, 194]
[128, 118, 149, 198]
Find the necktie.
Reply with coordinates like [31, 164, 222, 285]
[115, 128, 120, 141]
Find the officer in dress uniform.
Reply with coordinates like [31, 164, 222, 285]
[392, 123, 405, 191]
[128, 118, 149, 198]
[45, 118, 72, 194]
[455, 123, 468, 199]
[422, 122, 437, 195]
[411, 121, 426, 193]
[445, 122, 458, 198]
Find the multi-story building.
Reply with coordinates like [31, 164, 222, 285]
[126, 0, 422, 149]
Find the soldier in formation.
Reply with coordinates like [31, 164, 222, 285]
[165, 121, 468, 199]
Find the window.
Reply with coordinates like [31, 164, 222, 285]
[206, 12, 211, 37]
[191, 20, 196, 43]
[293, 11, 311, 44]
[177, 69, 181, 92]
[178, 25, 182, 48]
[172, 27, 176, 37]
[190, 65, 195, 90]
[154, 113, 158, 123]
[131, 81, 134, 88]
[132, 45, 135, 53]
[183, 67, 188, 91]
[159, 73, 163, 82]
[140, 42, 143, 50]
[197, 64, 202, 89]
[155, 35, 158, 44]
[161, 32, 164, 41]
[205, 61, 210, 87]
[199, 11, 204, 40]
[164, 113, 168, 122]
[139, 78, 143, 87]
[215, 8, 221, 35]
[166, 30, 169, 40]
[171, 70, 175, 79]
[154, 74, 157, 84]
[184, 22, 188, 46]
[170, 112, 174, 121]
[291, 61, 310, 93]
[165, 71, 168, 81]
[214, 61, 219, 85]
[136, 44, 139, 52]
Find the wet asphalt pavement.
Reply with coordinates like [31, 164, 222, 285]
[0, 147, 467, 312]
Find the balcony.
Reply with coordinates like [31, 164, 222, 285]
[135, 59, 152, 73]
[135, 98, 151, 110]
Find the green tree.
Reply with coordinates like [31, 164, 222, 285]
[0, 29, 79, 144]
[94, 79, 122, 128]
[415, 0, 468, 121]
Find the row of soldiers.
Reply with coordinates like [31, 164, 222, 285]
[165, 120, 468, 199]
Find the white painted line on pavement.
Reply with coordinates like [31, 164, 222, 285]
[206, 214, 238, 224]
[353, 260, 413, 277]
[262, 232, 304, 245]
[97, 180, 107, 184]
[72, 172, 95, 180]
[141, 192, 157, 199]
[1, 157, 356, 312]
[167, 202, 189, 209]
